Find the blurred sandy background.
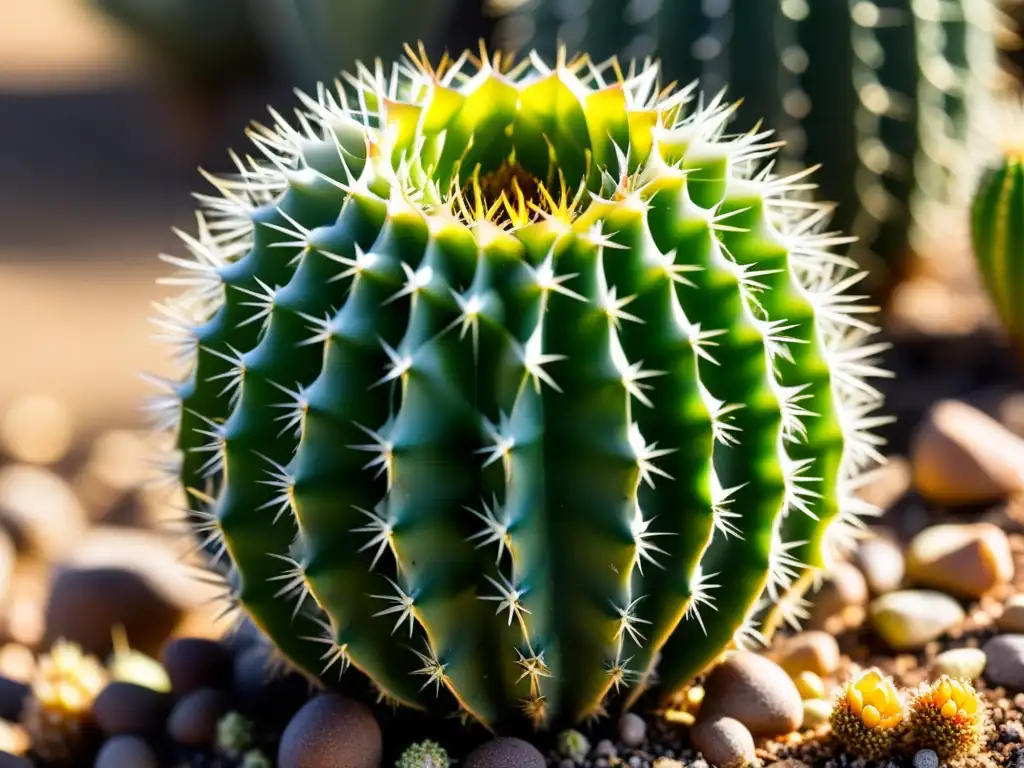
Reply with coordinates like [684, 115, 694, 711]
[0, 0, 277, 448]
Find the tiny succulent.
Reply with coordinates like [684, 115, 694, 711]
[829, 668, 905, 760]
[216, 711, 255, 756]
[556, 728, 591, 764]
[907, 676, 986, 760]
[396, 739, 450, 768]
[150, 43, 887, 729]
[21, 640, 107, 763]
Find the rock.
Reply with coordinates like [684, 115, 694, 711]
[0, 677, 27, 721]
[691, 716, 758, 768]
[1002, 722, 1024, 744]
[162, 638, 232, 696]
[93, 682, 170, 735]
[807, 562, 868, 633]
[869, 590, 965, 650]
[772, 632, 840, 678]
[912, 749, 939, 768]
[854, 535, 905, 595]
[618, 712, 646, 747]
[1000, 595, 1024, 633]
[167, 688, 230, 746]
[855, 458, 911, 512]
[591, 739, 616, 759]
[983, 635, 1024, 689]
[932, 647, 987, 680]
[802, 699, 831, 727]
[464, 737, 545, 768]
[906, 523, 1013, 598]
[912, 400, 1024, 505]
[232, 643, 310, 723]
[43, 528, 221, 658]
[700, 651, 803, 737]
[95, 735, 158, 768]
[0, 465, 87, 560]
[44, 566, 180, 659]
[278, 694, 381, 768]
[794, 672, 825, 701]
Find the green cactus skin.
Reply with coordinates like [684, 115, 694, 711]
[971, 139, 1024, 354]
[492, 0, 1008, 294]
[148, 46, 888, 730]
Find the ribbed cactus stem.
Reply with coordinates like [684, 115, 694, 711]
[971, 137, 1024, 355]
[149, 45, 887, 730]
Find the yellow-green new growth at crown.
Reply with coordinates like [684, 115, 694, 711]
[147, 43, 889, 730]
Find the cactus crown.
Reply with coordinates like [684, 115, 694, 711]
[150, 43, 887, 730]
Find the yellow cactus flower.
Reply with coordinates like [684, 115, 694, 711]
[830, 668, 905, 759]
[908, 675, 986, 759]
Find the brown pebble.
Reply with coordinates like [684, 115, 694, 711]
[906, 522, 1014, 598]
[700, 651, 803, 737]
[912, 400, 1024, 505]
[691, 716, 757, 768]
[278, 694, 381, 768]
[772, 632, 840, 678]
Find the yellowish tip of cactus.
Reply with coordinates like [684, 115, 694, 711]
[908, 675, 986, 760]
[829, 668, 905, 760]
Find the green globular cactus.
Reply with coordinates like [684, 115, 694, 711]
[147, 44, 888, 730]
[971, 122, 1024, 354]
[492, 0, 1010, 296]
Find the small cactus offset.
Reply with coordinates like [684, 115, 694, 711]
[829, 668, 905, 760]
[971, 115, 1024, 354]
[149, 44, 887, 729]
[492, 0, 1011, 293]
[397, 739, 450, 768]
[907, 676, 986, 759]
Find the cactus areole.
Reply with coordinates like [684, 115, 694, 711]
[150, 45, 888, 730]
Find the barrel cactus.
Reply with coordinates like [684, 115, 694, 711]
[148, 45, 888, 729]
[493, 0, 1010, 295]
[971, 111, 1024, 354]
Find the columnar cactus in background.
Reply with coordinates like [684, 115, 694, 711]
[90, 0, 269, 97]
[256, 0, 474, 89]
[147, 45, 888, 729]
[971, 116, 1024, 354]
[492, 0, 1010, 295]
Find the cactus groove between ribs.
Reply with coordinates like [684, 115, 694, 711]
[148, 45, 889, 730]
